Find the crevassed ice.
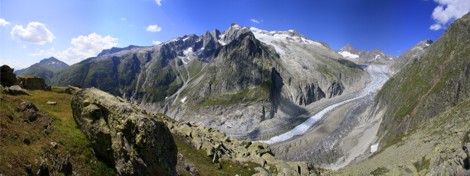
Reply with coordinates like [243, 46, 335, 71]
[259, 65, 389, 144]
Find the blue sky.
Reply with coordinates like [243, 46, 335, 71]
[1, 0, 469, 69]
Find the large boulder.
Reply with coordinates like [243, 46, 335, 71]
[16, 75, 51, 90]
[0, 65, 17, 87]
[71, 88, 177, 176]
[3, 85, 29, 95]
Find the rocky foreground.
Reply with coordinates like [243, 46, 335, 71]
[71, 88, 323, 175]
[71, 88, 177, 175]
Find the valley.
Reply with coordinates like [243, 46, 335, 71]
[2, 4, 470, 174]
[263, 64, 391, 167]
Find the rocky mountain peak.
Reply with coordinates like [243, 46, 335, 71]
[338, 43, 395, 64]
[97, 45, 145, 57]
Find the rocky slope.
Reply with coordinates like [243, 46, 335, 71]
[15, 57, 69, 84]
[338, 43, 397, 64]
[51, 24, 366, 138]
[375, 12, 470, 148]
[332, 99, 470, 175]
[389, 39, 433, 73]
[71, 88, 177, 175]
[71, 87, 324, 175]
[329, 12, 470, 175]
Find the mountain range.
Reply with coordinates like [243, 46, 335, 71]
[8, 12, 470, 175]
[14, 57, 69, 83]
[338, 43, 397, 64]
[47, 23, 365, 137]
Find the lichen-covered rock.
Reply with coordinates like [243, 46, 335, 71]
[71, 88, 177, 176]
[158, 113, 321, 175]
[16, 75, 51, 90]
[3, 85, 29, 95]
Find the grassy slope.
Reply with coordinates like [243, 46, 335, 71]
[375, 13, 470, 147]
[0, 88, 114, 175]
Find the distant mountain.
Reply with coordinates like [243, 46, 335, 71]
[51, 23, 366, 138]
[390, 39, 433, 72]
[97, 45, 145, 57]
[338, 43, 397, 64]
[15, 57, 69, 83]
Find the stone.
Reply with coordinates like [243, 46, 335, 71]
[23, 138, 31, 145]
[36, 160, 49, 176]
[253, 167, 270, 176]
[71, 88, 177, 176]
[18, 101, 38, 112]
[59, 157, 73, 176]
[16, 75, 51, 91]
[46, 101, 57, 105]
[50, 142, 58, 149]
[65, 86, 80, 94]
[0, 65, 17, 87]
[3, 85, 29, 95]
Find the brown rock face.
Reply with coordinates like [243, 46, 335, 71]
[71, 88, 177, 176]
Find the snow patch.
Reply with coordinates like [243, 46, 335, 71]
[218, 34, 227, 46]
[374, 55, 380, 60]
[250, 27, 323, 56]
[180, 96, 187, 103]
[338, 51, 359, 59]
[370, 143, 379, 153]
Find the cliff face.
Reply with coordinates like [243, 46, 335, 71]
[71, 88, 177, 176]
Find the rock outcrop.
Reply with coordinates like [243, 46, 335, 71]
[1, 65, 17, 87]
[17, 75, 51, 91]
[3, 85, 29, 95]
[158, 114, 321, 175]
[71, 88, 177, 176]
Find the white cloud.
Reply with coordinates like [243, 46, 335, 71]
[250, 18, 262, 24]
[0, 18, 10, 27]
[155, 0, 163, 6]
[0, 59, 30, 70]
[32, 33, 118, 64]
[152, 40, 162, 45]
[430, 23, 442, 30]
[146, 24, 162, 32]
[121, 17, 127, 21]
[11, 22, 55, 45]
[430, 0, 470, 30]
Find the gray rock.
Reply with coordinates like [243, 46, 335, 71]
[3, 85, 29, 95]
[16, 75, 51, 91]
[71, 88, 177, 176]
[46, 101, 57, 105]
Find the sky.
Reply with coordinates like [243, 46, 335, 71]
[1, 0, 470, 69]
